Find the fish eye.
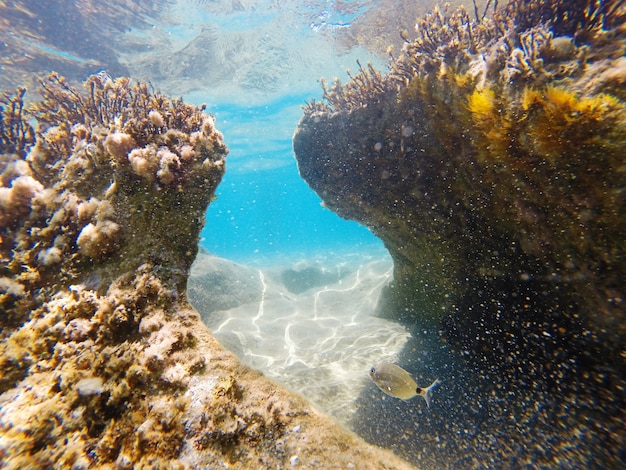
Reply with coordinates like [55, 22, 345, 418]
[369, 367, 375, 374]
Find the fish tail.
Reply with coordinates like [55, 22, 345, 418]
[421, 378, 441, 409]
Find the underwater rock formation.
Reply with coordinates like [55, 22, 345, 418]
[0, 75, 411, 468]
[294, 0, 626, 466]
[187, 248, 265, 316]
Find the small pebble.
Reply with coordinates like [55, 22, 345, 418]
[290, 455, 299, 466]
[76, 377, 104, 396]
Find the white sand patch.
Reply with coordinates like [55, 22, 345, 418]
[189, 250, 410, 424]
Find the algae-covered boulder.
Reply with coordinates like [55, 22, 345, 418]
[295, 2, 626, 325]
[294, 1, 625, 466]
[294, 0, 626, 346]
[0, 75, 412, 469]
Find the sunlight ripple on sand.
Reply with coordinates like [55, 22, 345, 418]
[194, 253, 410, 424]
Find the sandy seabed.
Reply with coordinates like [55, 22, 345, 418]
[188, 247, 410, 425]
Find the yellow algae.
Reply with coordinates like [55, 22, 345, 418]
[521, 87, 542, 111]
[518, 85, 625, 161]
[544, 86, 620, 114]
[523, 86, 621, 117]
[468, 88, 497, 119]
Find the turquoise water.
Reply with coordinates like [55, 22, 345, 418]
[140, 0, 395, 263]
[197, 96, 383, 263]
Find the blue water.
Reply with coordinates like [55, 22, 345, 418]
[138, 0, 391, 264]
[195, 94, 384, 263]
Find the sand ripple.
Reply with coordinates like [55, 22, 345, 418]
[190, 251, 410, 423]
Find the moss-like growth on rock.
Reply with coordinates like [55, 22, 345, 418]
[0, 75, 413, 469]
[294, 1, 625, 466]
[295, 0, 625, 326]
[0, 74, 226, 467]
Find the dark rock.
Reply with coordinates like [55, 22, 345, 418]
[293, 2, 626, 466]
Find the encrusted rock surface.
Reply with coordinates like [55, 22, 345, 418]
[294, 1, 626, 466]
[0, 75, 413, 469]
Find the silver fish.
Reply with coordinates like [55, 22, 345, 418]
[369, 361, 440, 408]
